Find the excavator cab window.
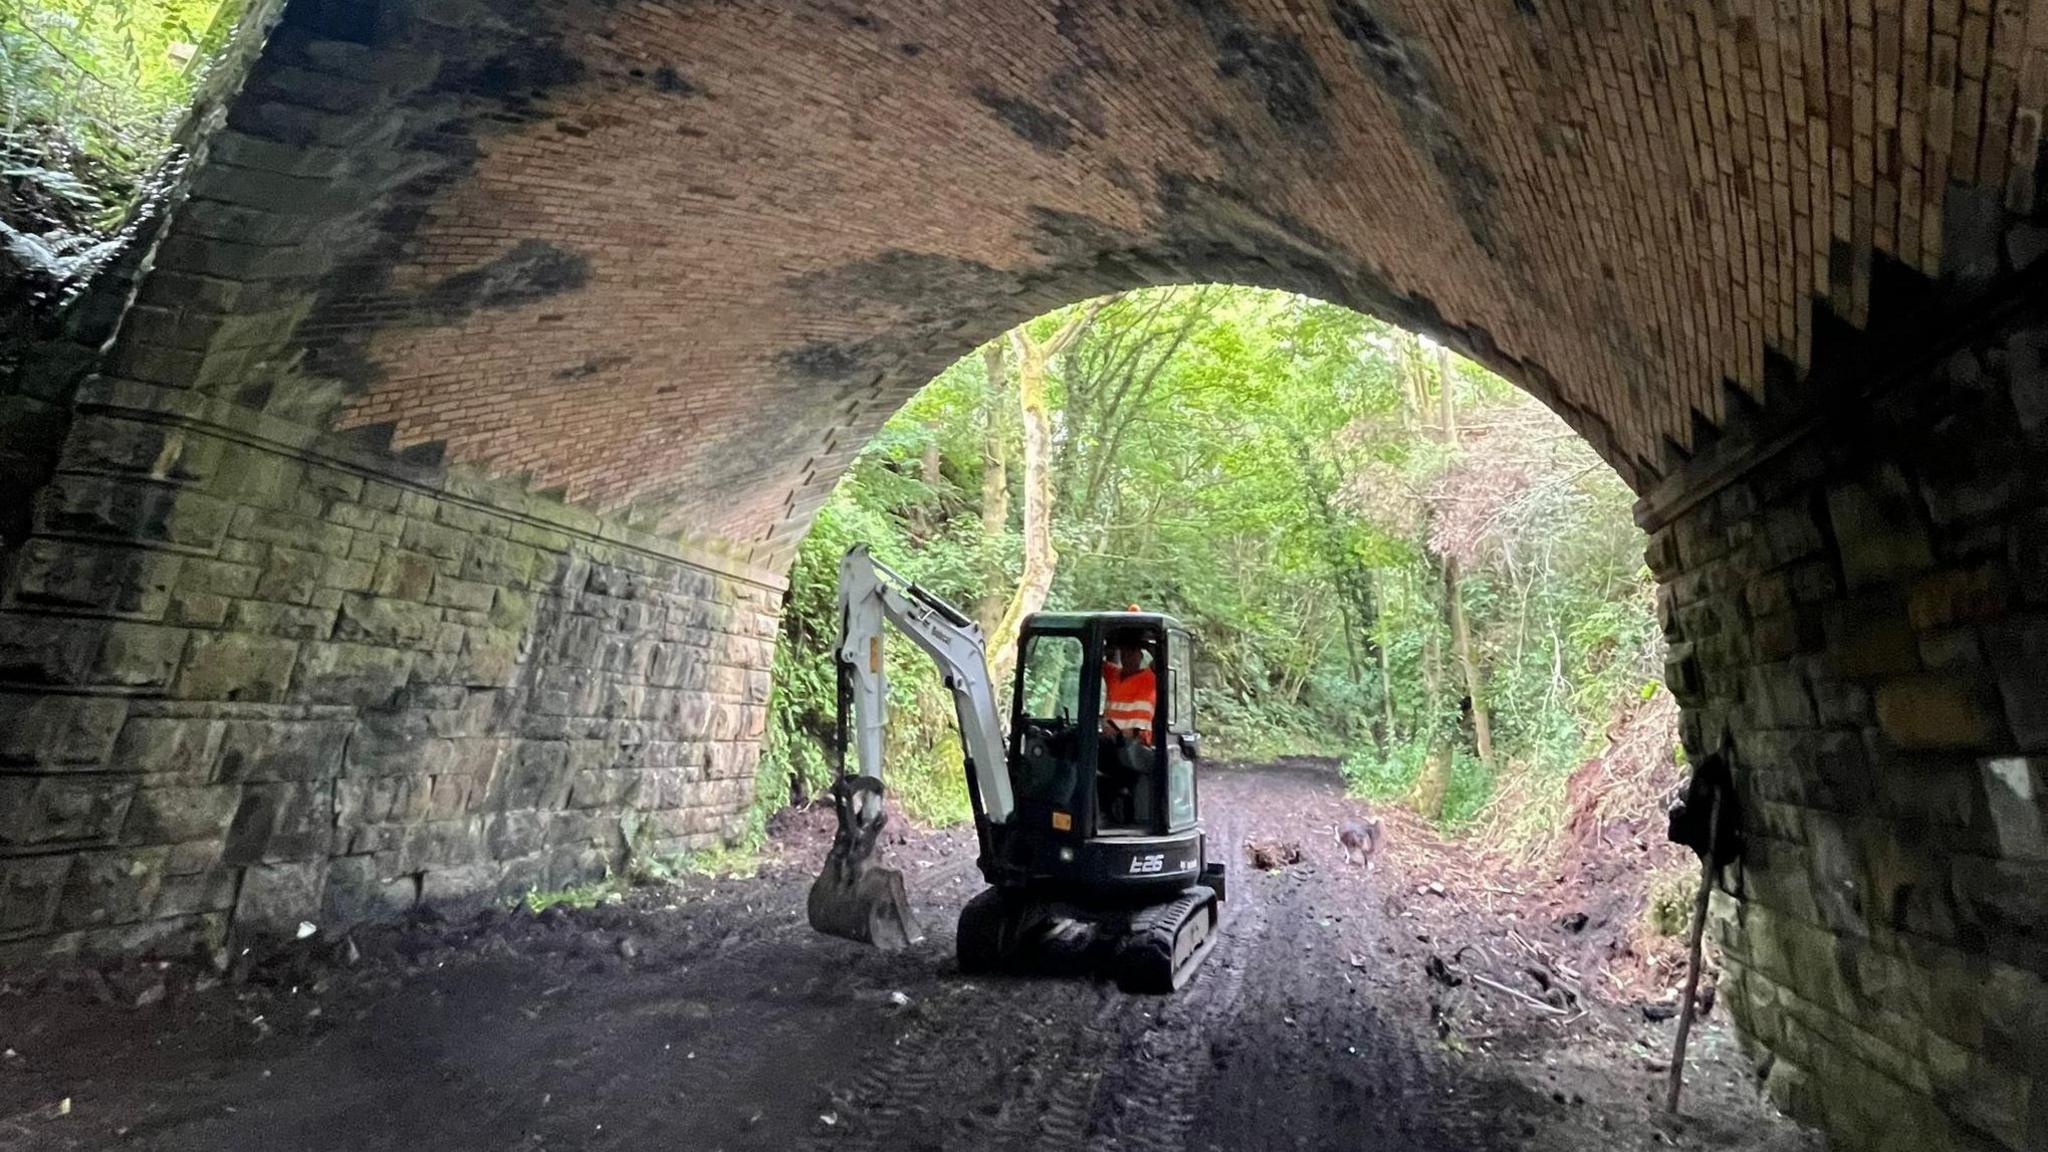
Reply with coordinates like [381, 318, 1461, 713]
[1165, 628, 1197, 831]
[1097, 626, 1162, 835]
[1012, 632, 1086, 812]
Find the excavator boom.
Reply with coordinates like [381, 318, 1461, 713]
[806, 545, 1011, 948]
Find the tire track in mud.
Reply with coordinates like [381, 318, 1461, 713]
[817, 984, 1129, 1152]
[1075, 841, 1276, 1150]
[822, 1013, 952, 1152]
[1022, 995, 1122, 1152]
[811, 844, 1128, 1152]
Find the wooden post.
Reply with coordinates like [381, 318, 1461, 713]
[1665, 787, 1724, 1115]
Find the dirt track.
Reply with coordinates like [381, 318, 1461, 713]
[1, 761, 1816, 1152]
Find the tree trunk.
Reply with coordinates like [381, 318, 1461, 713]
[1373, 570, 1397, 747]
[907, 431, 943, 535]
[1414, 569, 1449, 819]
[976, 342, 1011, 635]
[984, 298, 1112, 689]
[1444, 553, 1494, 768]
[987, 329, 1057, 691]
[1338, 602, 1363, 685]
[1436, 343, 1457, 442]
[1395, 330, 1427, 424]
[1414, 745, 1450, 820]
[1434, 344, 1493, 770]
[1414, 348, 1459, 820]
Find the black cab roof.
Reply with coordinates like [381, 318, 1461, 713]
[1023, 610, 1187, 633]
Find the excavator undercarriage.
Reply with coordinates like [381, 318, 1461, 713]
[957, 880, 1223, 994]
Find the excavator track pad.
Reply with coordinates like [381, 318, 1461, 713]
[956, 882, 1222, 994]
[807, 777, 920, 950]
[1113, 884, 1222, 993]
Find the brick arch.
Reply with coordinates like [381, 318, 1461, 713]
[108, 0, 2047, 568]
[6, 6, 2048, 1150]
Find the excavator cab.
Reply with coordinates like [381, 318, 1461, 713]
[806, 547, 1224, 993]
[999, 615, 1204, 874]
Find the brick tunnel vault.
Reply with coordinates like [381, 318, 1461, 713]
[2, 1, 2046, 1147]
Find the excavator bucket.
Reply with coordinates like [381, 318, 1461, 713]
[807, 776, 921, 950]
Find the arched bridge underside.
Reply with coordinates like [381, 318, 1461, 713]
[2, 3, 2047, 1147]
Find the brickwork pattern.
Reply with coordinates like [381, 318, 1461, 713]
[97, 0, 2048, 562]
[0, 381, 778, 964]
[5, 5, 2048, 1148]
[1648, 285, 2048, 1151]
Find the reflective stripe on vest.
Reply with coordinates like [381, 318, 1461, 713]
[1105, 668, 1156, 735]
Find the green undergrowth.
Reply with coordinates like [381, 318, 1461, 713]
[519, 878, 623, 914]
[1339, 743, 1496, 831]
[644, 840, 763, 882]
[5, 1, 249, 235]
[1644, 861, 1699, 938]
[516, 840, 766, 913]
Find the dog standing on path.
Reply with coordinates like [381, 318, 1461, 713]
[1337, 816, 1381, 871]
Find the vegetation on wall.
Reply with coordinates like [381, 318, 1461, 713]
[2, 0, 246, 286]
[759, 286, 1661, 837]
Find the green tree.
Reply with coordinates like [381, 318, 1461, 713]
[4, 0, 245, 222]
[759, 285, 1657, 843]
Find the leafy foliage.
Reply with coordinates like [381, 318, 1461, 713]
[3, 0, 245, 242]
[759, 286, 1659, 838]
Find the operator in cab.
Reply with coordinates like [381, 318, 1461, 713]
[1101, 634, 1157, 743]
[1098, 631, 1157, 829]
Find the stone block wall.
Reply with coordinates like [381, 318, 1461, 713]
[1645, 290, 2048, 1150]
[0, 378, 779, 964]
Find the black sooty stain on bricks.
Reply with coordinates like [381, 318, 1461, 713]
[790, 250, 1025, 310]
[627, 64, 700, 96]
[781, 250, 1049, 381]
[1182, 0, 1329, 134]
[552, 353, 633, 381]
[1327, 0, 1505, 261]
[1051, 1, 1114, 71]
[277, 0, 601, 400]
[1025, 206, 1143, 265]
[652, 65, 697, 96]
[1045, 65, 1108, 136]
[780, 339, 878, 382]
[973, 86, 1075, 153]
[422, 240, 591, 323]
[447, 31, 587, 124]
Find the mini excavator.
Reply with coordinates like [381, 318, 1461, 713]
[806, 545, 1226, 993]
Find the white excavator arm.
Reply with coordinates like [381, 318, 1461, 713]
[808, 545, 1014, 949]
[836, 544, 1015, 825]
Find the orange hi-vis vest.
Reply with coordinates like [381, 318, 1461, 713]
[1103, 665, 1157, 742]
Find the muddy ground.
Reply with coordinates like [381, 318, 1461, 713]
[1, 760, 1819, 1152]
